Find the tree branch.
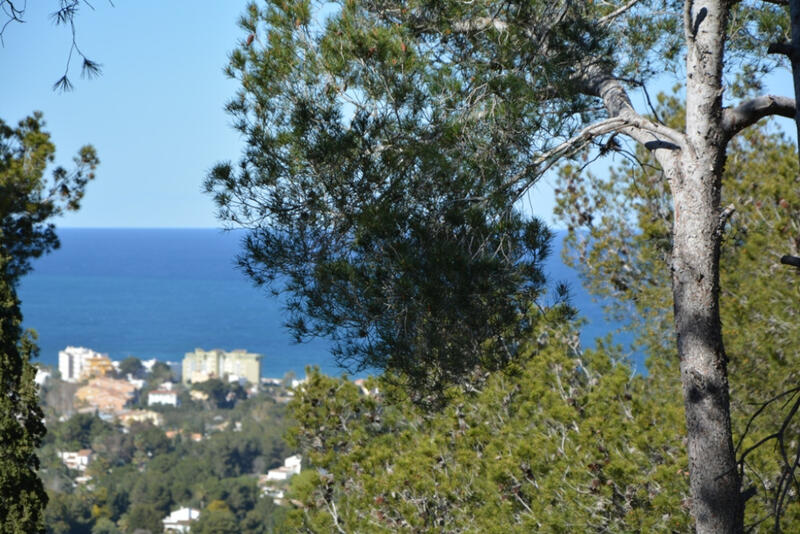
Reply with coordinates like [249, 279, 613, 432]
[581, 65, 686, 149]
[598, 0, 643, 26]
[451, 17, 509, 33]
[721, 95, 796, 138]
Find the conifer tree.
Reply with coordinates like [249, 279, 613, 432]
[555, 99, 800, 530]
[0, 113, 97, 532]
[284, 315, 693, 532]
[209, 2, 799, 530]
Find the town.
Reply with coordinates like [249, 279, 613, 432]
[36, 347, 324, 533]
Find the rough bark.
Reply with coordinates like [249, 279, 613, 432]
[580, 2, 743, 531]
[677, 3, 742, 531]
[440, 1, 798, 531]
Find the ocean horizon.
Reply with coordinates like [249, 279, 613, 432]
[17, 228, 637, 379]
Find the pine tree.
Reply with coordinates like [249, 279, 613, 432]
[555, 98, 800, 530]
[0, 273, 47, 533]
[208, 3, 799, 530]
[284, 315, 693, 532]
[0, 113, 97, 532]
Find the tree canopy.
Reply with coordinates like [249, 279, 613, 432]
[280, 111, 800, 532]
[284, 315, 691, 532]
[555, 99, 800, 531]
[0, 113, 96, 533]
[209, 1, 799, 531]
[0, 113, 98, 285]
[204, 0, 573, 393]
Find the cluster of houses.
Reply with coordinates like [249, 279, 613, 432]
[158, 454, 303, 532]
[53, 346, 269, 417]
[47, 346, 319, 531]
[50, 454, 303, 533]
[50, 347, 266, 487]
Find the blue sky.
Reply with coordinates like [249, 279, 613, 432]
[0, 1, 570, 228]
[0, 1, 245, 228]
[1, 2, 797, 228]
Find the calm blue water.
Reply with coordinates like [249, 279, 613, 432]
[17, 229, 636, 378]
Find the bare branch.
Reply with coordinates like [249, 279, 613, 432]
[581, 65, 686, 149]
[0, 0, 25, 45]
[721, 95, 796, 138]
[451, 17, 509, 33]
[598, 0, 643, 26]
[532, 117, 629, 165]
[508, 108, 681, 203]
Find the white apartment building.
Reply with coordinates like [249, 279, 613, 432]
[182, 348, 262, 387]
[148, 389, 179, 407]
[58, 346, 104, 382]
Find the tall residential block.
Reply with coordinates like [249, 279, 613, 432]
[59, 346, 112, 382]
[182, 348, 262, 387]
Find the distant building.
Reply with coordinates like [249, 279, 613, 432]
[84, 354, 114, 379]
[141, 358, 159, 373]
[261, 377, 282, 386]
[257, 475, 286, 501]
[189, 390, 208, 402]
[182, 348, 262, 387]
[59, 346, 110, 382]
[117, 409, 164, 427]
[162, 507, 200, 533]
[34, 367, 51, 386]
[353, 378, 379, 396]
[74, 474, 93, 485]
[74, 377, 137, 414]
[290, 377, 307, 389]
[126, 376, 146, 390]
[266, 454, 302, 481]
[57, 449, 93, 471]
[148, 389, 179, 407]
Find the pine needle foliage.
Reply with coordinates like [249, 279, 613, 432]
[555, 98, 800, 531]
[284, 315, 690, 533]
[204, 1, 588, 394]
[0, 113, 97, 532]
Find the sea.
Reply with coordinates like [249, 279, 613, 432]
[17, 228, 637, 379]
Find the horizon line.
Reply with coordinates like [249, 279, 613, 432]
[57, 225, 571, 231]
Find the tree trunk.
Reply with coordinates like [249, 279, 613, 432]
[788, 0, 800, 162]
[675, 2, 742, 532]
[672, 170, 742, 533]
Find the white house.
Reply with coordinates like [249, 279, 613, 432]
[285, 454, 302, 471]
[126, 374, 146, 390]
[57, 449, 93, 472]
[148, 389, 179, 407]
[266, 454, 302, 481]
[162, 507, 200, 533]
[34, 368, 51, 386]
